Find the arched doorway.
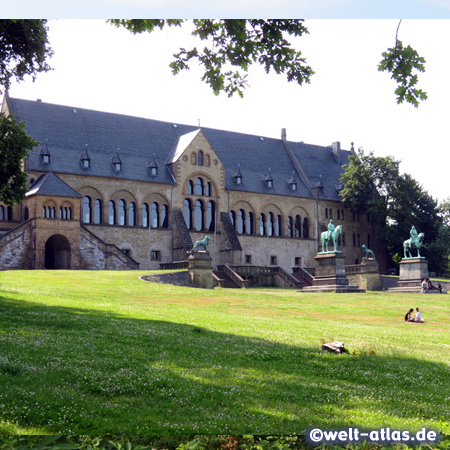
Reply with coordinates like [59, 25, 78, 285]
[45, 234, 71, 269]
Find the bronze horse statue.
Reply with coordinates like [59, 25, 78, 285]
[320, 225, 343, 253]
[403, 232, 425, 258]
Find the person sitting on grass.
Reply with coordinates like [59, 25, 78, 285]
[405, 308, 414, 322]
[413, 307, 425, 323]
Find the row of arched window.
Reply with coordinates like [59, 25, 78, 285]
[325, 208, 345, 220]
[187, 177, 213, 197]
[191, 150, 210, 167]
[42, 205, 73, 220]
[184, 199, 216, 231]
[83, 196, 169, 228]
[229, 209, 310, 238]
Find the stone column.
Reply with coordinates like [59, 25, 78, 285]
[188, 250, 214, 289]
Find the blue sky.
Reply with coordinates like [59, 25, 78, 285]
[1, 0, 450, 18]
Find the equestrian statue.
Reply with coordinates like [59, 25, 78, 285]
[403, 225, 425, 259]
[320, 220, 343, 253]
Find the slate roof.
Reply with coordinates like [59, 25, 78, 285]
[26, 172, 82, 198]
[6, 97, 352, 201]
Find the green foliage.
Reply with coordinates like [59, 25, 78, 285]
[108, 19, 314, 97]
[378, 38, 427, 107]
[340, 149, 443, 271]
[0, 113, 39, 205]
[0, 19, 53, 93]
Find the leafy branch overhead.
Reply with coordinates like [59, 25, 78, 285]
[108, 19, 314, 97]
[378, 21, 427, 107]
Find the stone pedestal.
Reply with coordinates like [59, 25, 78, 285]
[188, 250, 214, 289]
[347, 259, 381, 291]
[301, 253, 365, 293]
[398, 258, 429, 288]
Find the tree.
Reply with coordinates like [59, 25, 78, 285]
[0, 19, 52, 203]
[378, 20, 427, 108]
[109, 19, 427, 106]
[108, 19, 314, 98]
[0, 19, 53, 94]
[339, 149, 443, 271]
[0, 113, 39, 205]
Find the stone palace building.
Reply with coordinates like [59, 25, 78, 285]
[0, 95, 383, 281]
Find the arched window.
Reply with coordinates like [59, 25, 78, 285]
[206, 182, 212, 196]
[47, 206, 51, 219]
[128, 202, 136, 226]
[24, 207, 29, 221]
[325, 208, 328, 219]
[118, 200, 126, 226]
[288, 216, 293, 237]
[246, 212, 254, 235]
[42, 206, 46, 218]
[188, 180, 194, 195]
[237, 209, 246, 234]
[83, 196, 92, 223]
[184, 199, 192, 230]
[260, 213, 266, 236]
[207, 201, 215, 231]
[94, 199, 102, 224]
[161, 204, 169, 228]
[6, 206, 12, 221]
[67, 208, 72, 220]
[194, 200, 204, 231]
[195, 177, 204, 196]
[276, 215, 282, 237]
[268, 213, 274, 236]
[295, 215, 301, 238]
[303, 217, 309, 238]
[198, 150, 204, 166]
[108, 200, 116, 225]
[142, 203, 149, 227]
[151, 202, 159, 228]
[229, 210, 236, 228]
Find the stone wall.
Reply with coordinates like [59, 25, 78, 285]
[0, 222, 32, 269]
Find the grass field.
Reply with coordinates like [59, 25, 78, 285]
[0, 270, 449, 435]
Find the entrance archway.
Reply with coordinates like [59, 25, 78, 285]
[45, 234, 71, 269]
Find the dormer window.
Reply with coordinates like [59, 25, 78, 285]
[40, 145, 51, 164]
[287, 172, 298, 191]
[147, 154, 158, 176]
[80, 149, 91, 169]
[233, 164, 243, 185]
[112, 154, 122, 172]
[263, 169, 273, 188]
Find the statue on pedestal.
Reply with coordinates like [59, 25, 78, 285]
[403, 226, 425, 259]
[192, 235, 211, 252]
[320, 220, 343, 253]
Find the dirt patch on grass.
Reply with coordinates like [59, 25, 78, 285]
[141, 272, 191, 287]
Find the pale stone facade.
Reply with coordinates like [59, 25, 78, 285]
[0, 96, 386, 276]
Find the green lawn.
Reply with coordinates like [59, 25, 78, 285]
[0, 270, 449, 435]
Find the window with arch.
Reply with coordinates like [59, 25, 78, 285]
[94, 199, 102, 224]
[194, 200, 204, 231]
[205, 182, 212, 196]
[151, 202, 159, 228]
[295, 215, 302, 238]
[0, 205, 4, 221]
[260, 213, 266, 236]
[198, 150, 204, 166]
[246, 212, 254, 235]
[268, 212, 274, 236]
[82, 196, 92, 223]
[276, 215, 282, 237]
[24, 207, 29, 221]
[229, 210, 236, 229]
[325, 208, 328, 219]
[303, 218, 309, 238]
[128, 202, 136, 226]
[142, 203, 149, 227]
[184, 199, 193, 230]
[108, 200, 116, 225]
[118, 200, 126, 226]
[188, 180, 194, 195]
[161, 204, 169, 228]
[237, 209, 246, 234]
[288, 216, 293, 237]
[195, 177, 204, 196]
[207, 201, 215, 231]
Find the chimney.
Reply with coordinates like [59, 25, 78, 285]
[332, 141, 341, 163]
[281, 128, 287, 141]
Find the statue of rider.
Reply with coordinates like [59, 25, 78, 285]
[327, 219, 335, 241]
